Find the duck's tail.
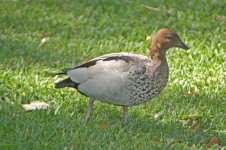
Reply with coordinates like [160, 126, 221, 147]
[55, 78, 76, 88]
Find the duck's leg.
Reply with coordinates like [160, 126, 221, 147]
[122, 106, 128, 125]
[84, 97, 95, 124]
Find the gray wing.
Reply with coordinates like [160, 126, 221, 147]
[61, 52, 148, 73]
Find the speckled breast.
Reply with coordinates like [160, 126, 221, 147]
[127, 65, 169, 106]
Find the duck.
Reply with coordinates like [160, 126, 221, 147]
[55, 28, 188, 124]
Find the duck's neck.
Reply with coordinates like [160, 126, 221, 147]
[149, 46, 169, 80]
[150, 46, 167, 64]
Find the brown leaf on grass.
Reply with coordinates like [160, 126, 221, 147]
[179, 119, 200, 132]
[207, 135, 220, 147]
[217, 15, 226, 21]
[142, 4, 173, 15]
[70, 145, 74, 150]
[126, 0, 132, 4]
[22, 101, 49, 111]
[142, 4, 160, 12]
[192, 120, 199, 126]
[167, 138, 175, 146]
[192, 120, 200, 132]
[179, 120, 190, 125]
[100, 122, 108, 130]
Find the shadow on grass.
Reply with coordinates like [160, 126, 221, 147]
[124, 118, 219, 148]
[93, 93, 225, 148]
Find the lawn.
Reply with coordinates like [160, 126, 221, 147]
[0, 0, 225, 149]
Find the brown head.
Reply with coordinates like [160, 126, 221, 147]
[150, 28, 188, 59]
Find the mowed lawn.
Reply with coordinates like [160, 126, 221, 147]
[0, 0, 225, 149]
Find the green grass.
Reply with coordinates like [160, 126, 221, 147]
[0, 0, 225, 149]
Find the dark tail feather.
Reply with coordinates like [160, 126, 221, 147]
[54, 72, 66, 76]
[55, 78, 77, 88]
[55, 78, 87, 96]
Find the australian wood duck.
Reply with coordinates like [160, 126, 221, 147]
[55, 28, 188, 124]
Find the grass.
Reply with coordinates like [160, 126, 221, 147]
[0, 0, 225, 149]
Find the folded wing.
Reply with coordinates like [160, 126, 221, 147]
[55, 52, 149, 105]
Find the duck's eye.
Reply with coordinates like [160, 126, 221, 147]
[166, 35, 173, 40]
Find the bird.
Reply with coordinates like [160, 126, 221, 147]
[55, 28, 188, 124]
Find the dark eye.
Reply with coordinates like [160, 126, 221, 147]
[166, 35, 173, 40]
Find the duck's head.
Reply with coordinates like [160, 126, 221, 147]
[150, 28, 188, 58]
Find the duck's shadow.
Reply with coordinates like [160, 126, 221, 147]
[86, 94, 225, 148]
[97, 112, 220, 148]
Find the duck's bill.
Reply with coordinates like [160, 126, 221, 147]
[177, 39, 189, 50]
